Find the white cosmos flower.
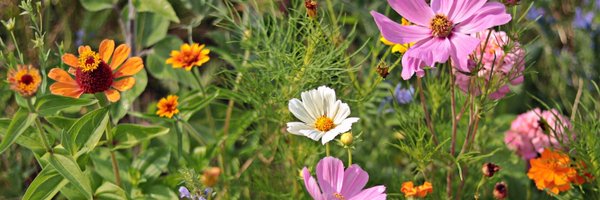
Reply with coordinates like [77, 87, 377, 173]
[287, 86, 359, 144]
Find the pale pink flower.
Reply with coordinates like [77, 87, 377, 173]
[455, 30, 525, 99]
[302, 157, 386, 200]
[504, 108, 573, 160]
[371, 0, 512, 80]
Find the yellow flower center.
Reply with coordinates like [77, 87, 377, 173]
[78, 50, 101, 72]
[315, 116, 334, 132]
[430, 14, 453, 37]
[333, 193, 345, 200]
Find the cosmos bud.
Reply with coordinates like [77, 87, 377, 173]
[493, 182, 508, 199]
[482, 162, 501, 177]
[376, 62, 390, 78]
[341, 132, 353, 146]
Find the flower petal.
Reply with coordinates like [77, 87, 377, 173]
[113, 57, 143, 78]
[109, 44, 131, 70]
[341, 164, 369, 198]
[289, 99, 316, 124]
[318, 86, 337, 117]
[455, 2, 512, 34]
[446, 0, 487, 23]
[449, 33, 480, 72]
[104, 89, 121, 102]
[49, 82, 83, 98]
[62, 53, 79, 68]
[370, 11, 432, 44]
[401, 52, 428, 80]
[321, 118, 359, 144]
[301, 88, 324, 118]
[387, 0, 434, 26]
[112, 77, 136, 91]
[303, 167, 324, 200]
[331, 101, 351, 125]
[287, 122, 313, 136]
[48, 68, 76, 83]
[78, 45, 91, 54]
[316, 157, 345, 195]
[409, 37, 452, 67]
[301, 129, 326, 141]
[348, 186, 387, 200]
[99, 39, 115, 62]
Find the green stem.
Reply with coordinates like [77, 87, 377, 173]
[26, 98, 52, 153]
[326, 143, 330, 157]
[95, 93, 122, 187]
[174, 119, 184, 160]
[193, 67, 216, 135]
[9, 31, 24, 64]
[346, 148, 352, 166]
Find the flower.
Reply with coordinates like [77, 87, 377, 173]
[400, 181, 433, 198]
[482, 162, 501, 177]
[287, 86, 360, 144]
[179, 186, 192, 198]
[156, 95, 180, 118]
[394, 83, 415, 104]
[527, 149, 583, 194]
[201, 167, 221, 187]
[7, 65, 42, 97]
[49, 39, 143, 102]
[504, 108, 573, 160]
[371, 0, 512, 80]
[380, 18, 413, 54]
[493, 182, 508, 199]
[302, 157, 386, 200]
[166, 43, 210, 71]
[573, 8, 594, 29]
[455, 30, 525, 100]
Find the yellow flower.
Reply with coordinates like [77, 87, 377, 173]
[156, 95, 180, 118]
[166, 43, 210, 71]
[7, 65, 42, 97]
[49, 39, 143, 102]
[380, 18, 414, 54]
[527, 149, 584, 194]
[401, 181, 433, 198]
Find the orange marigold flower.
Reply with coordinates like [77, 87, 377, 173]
[156, 95, 179, 118]
[401, 181, 432, 198]
[7, 65, 42, 97]
[165, 43, 210, 71]
[201, 167, 221, 187]
[527, 149, 585, 195]
[49, 39, 143, 102]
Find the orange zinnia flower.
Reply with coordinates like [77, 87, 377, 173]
[156, 95, 179, 118]
[165, 43, 210, 71]
[401, 181, 433, 198]
[48, 39, 143, 102]
[7, 65, 42, 97]
[527, 149, 585, 194]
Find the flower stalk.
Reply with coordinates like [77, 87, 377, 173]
[26, 98, 52, 153]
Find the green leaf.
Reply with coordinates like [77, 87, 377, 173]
[112, 124, 169, 150]
[48, 153, 93, 199]
[132, 148, 171, 180]
[133, 0, 180, 23]
[0, 108, 37, 154]
[136, 12, 170, 47]
[110, 68, 148, 123]
[95, 182, 127, 200]
[63, 108, 109, 155]
[22, 165, 68, 200]
[79, 0, 116, 11]
[35, 95, 97, 116]
[45, 116, 77, 128]
[180, 91, 220, 121]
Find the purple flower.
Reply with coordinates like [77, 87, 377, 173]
[394, 83, 415, 104]
[526, 7, 545, 21]
[302, 157, 386, 200]
[371, 0, 512, 80]
[573, 8, 594, 29]
[179, 186, 192, 199]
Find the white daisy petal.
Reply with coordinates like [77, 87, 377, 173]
[300, 129, 325, 141]
[321, 129, 343, 145]
[289, 99, 316, 123]
[287, 122, 314, 135]
[302, 89, 322, 118]
[333, 102, 351, 124]
[327, 100, 341, 120]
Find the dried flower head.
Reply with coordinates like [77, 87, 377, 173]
[493, 182, 508, 199]
[305, 0, 317, 19]
[482, 162, 501, 177]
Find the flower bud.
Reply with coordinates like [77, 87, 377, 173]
[482, 162, 501, 177]
[493, 182, 508, 199]
[376, 62, 389, 78]
[1, 18, 15, 31]
[340, 132, 353, 146]
[305, 0, 318, 19]
[201, 167, 221, 187]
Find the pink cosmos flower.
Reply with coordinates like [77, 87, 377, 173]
[371, 0, 512, 80]
[504, 108, 573, 160]
[302, 157, 386, 200]
[455, 30, 525, 99]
